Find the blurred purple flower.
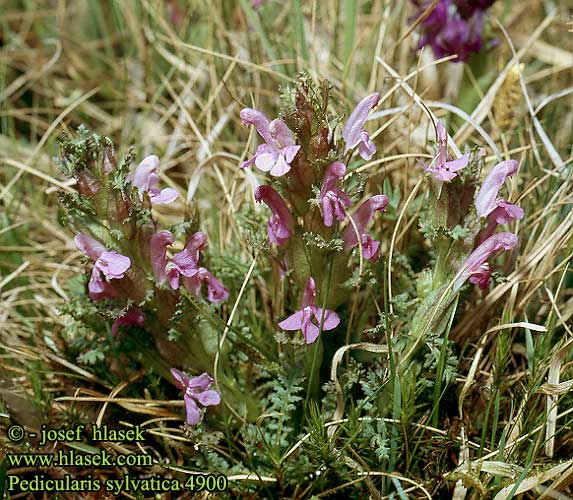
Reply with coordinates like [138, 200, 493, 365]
[319, 161, 352, 227]
[453, 232, 518, 292]
[111, 309, 144, 337]
[342, 93, 381, 160]
[341, 195, 389, 261]
[413, 0, 494, 61]
[150, 230, 229, 303]
[254, 185, 295, 246]
[170, 369, 221, 426]
[278, 277, 340, 344]
[75, 234, 131, 301]
[419, 122, 469, 182]
[240, 108, 300, 177]
[131, 155, 179, 205]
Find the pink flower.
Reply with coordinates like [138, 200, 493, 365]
[182, 268, 230, 304]
[342, 93, 381, 160]
[474, 160, 523, 242]
[477, 200, 525, 243]
[74, 234, 131, 301]
[278, 277, 340, 344]
[170, 369, 221, 426]
[131, 155, 179, 205]
[149, 230, 229, 303]
[341, 195, 389, 261]
[319, 161, 352, 227]
[419, 122, 469, 182]
[475, 160, 521, 217]
[453, 232, 518, 292]
[111, 309, 144, 337]
[240, 108, 300, 177]
[254, 185, 295, 246]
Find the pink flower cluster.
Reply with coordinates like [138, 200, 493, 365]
[240, 93, 387, 344]
[420, 122, 523, 291]
[150, 230, 229, 303]
[74, 155, 229, 339]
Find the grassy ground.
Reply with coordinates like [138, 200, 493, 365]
[1, 0, 573, 498]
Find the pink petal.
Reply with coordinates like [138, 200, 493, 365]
[358, 132, 376, 161]
[133, 155, 160, 197]
[311, 306, 340, 331]
[489, 200, 524, 225]
[170, 368, 191, 391]
[97, 251, 131, 279]
[74, 234, 106, 261]
[342, 195, 388, 249]
[443, 154, 469, 173]
[88, 267, 106, 295]
[150, 230, 174, 284]
[301, 318, 320, 344]
[269, 119, 296, 147]
[283, 145, 301, 164]
[453, 232, 518, 292]
[436, 121, 448, 165]
[469, 263, 492, 290]
[361, 236, 381, 261]
[255, 151, 278, 172]
[184, 395, 202, 425]
[240, 108, 273, 144]
[201, 269, 230, 303]
[322, 197, 335, 227]
[188, 372, 214, 391]
[302, 277, 317, 308]
[196, 389, 221, 407]
[255, 186, 294, 246]
[342, 93, 381, 152]
[171, 249, 199, 277]
[278, 310, 305, 330]
[475, 160, 520, 217]
[182, 274, 202, 296]
[269, 153, 291, 177]
[149, 188, 179, 205]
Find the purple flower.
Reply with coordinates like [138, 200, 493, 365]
[111, 309, 144, 337]
[170, 369, 221, 426]
[75, 234, 131, 301]
[432, 10, 484, 61]
[131, 155, 179, 205]
[150, 230, 205, 287]
[278, 277, 340, 344]
[150, 230, 229, 303]
[341, 195, 389, 261]
[254, 185, 295, 246]
[453, 232, 518, 292]
[413, 0, 491, 61]
[475, 160, 520, 217]
[240, 108, 300, 177]
[342, 93, 381, 160]
[319, 161, 352, 227]
[419, 122, 469, 182]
